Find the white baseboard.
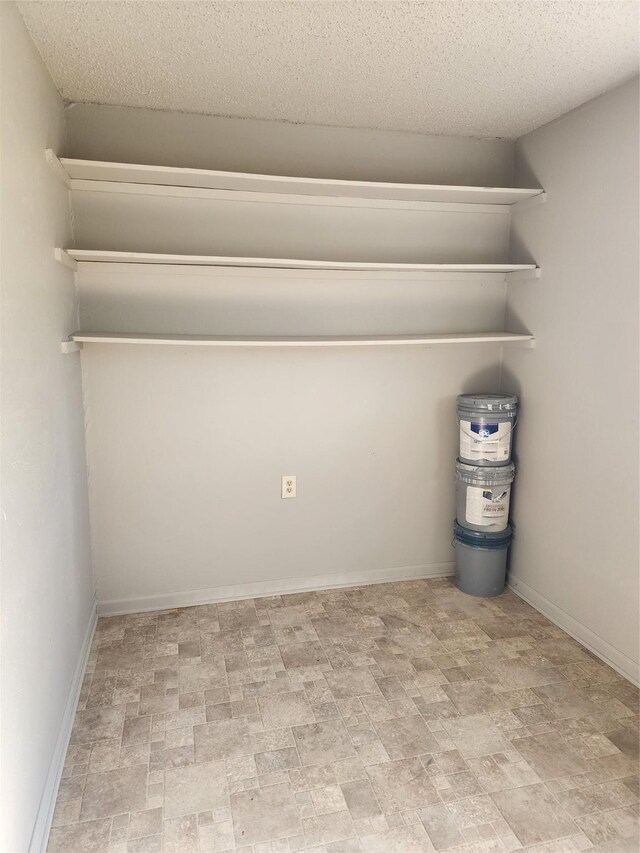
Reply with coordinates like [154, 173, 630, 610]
[29, 601, 98, 853]
[509, 575, 639, 687]
[97, 562, 455, 616]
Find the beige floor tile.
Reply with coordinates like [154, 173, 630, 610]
[70, 706, 126, 745]
[491, 783, 577, 846]
[310, 784, 348, 815]
[201, 630, 244, 657]
[266, 604, 312, 629]
[419, 802, 465, 850]
[373, 714, 440, 759]
[532, 683, 604, 719]
[293, 719, 357, 766]
[366, 757, 440, 812]
[122, 715, 152, 744]
[166, 706, 206, 731]
[341, 779, 382, 820]
[179, 660, 227, 694]
[510, 732, 590, 780]
[127, 835, 163, 852]
[258, 690, 316, 728]
[194, 717, 251, 762]
[279, 641, 328, 669]
[359, 823, 435, 851]
[139, 683, 177, 716]
[197, 818, 235, 852]
[218, 607, 259, 631]
[443, 714, 512, 759]
[150, 744, 194, 773]
[128, 808, 163, 839]
[588, 833, 640, 852]
[79, 765, 148, 820]
[230, 782, 303, 845]
[47, 817, 112, 852]
[303, 808, 356, 843]
[438, 769, 484, 803]
[255, 746, 300, 774]
[164, 761, 228, 818]
[536, 638, 595, 666]
[555, 779, 638, 817]
[95, 644, 145, 671]
[50, 798, 82, 828]
[311, 615, 362, 639]
[484, 659, 561, 689]
[468, 754, 540, 792]
[442, 682, 504, 715]
[574, 810, 625, 845]
[325, 667, 381, 699]
[606, 726, 640, 759]
[621, 773, 640, 798]
[163, 814, 199, 852]
[444, 793, 502, 828]
[370, 650, 416, 676]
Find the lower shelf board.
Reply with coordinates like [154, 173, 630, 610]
[69, 332, 535, 348]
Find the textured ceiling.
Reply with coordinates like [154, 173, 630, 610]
[18, 1, 639, 139]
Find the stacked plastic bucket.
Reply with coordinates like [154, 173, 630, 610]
[453, 394, 518, 597]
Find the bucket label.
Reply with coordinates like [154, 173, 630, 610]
[460, 420, 511, 462]
[470, 422, 499, 437]
[466, 486, 511, 528]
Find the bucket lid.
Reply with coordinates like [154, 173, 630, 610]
[453, 520, 513, 548]
[456, 460, 515, 483]
[457, 393, 518, 413]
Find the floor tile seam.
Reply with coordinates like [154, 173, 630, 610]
[567, 794, 640, 817]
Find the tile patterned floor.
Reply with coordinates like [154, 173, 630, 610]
[49, 579, 639, 853]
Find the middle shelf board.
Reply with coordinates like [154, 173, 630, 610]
[70, 332, 535, 348]
[59, 249, 539, 276]
[52, 153, 544, 207]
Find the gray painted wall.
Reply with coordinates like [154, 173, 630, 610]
[0, 6, 94, 850]
[504, 78, 639, 682]
[65, 102, 514, 185]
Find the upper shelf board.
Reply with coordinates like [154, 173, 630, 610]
[49, 152, 544, 207]
[70, 331, 535, 348]
[58, 249, 538, 275]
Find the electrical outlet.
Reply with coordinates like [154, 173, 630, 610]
[282, 475, 297, 499]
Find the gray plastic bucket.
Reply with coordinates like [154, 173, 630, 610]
[453, 521, 512, 597]
[457, 393, 518, 466]
[455, 461, 515, 532]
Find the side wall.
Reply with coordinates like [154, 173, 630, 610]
[504, 78, 640, 683]
[0, 5, 95, 850]
[64, 105, 515, 614]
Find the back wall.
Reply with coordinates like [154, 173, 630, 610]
[64, 105, 515, 613]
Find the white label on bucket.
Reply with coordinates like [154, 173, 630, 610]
[459, 420, 511, 462]
[466, 486, 511, 528]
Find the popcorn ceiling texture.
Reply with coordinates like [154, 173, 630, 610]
[17, 1, 639, 139]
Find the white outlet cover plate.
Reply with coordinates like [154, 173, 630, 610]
[282, 475, 297, 499]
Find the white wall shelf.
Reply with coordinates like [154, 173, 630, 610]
[56, 249, 538, 276]
[69, 332, 535, 348]
[47, 151, 544, 208]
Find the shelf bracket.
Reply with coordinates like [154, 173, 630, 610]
[61, 340, 82, 354]
[511, 191, 547, 213]
[45, 149, 71, 188]
[505, 267, 541, 284]
[54, 248, 78, 271]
